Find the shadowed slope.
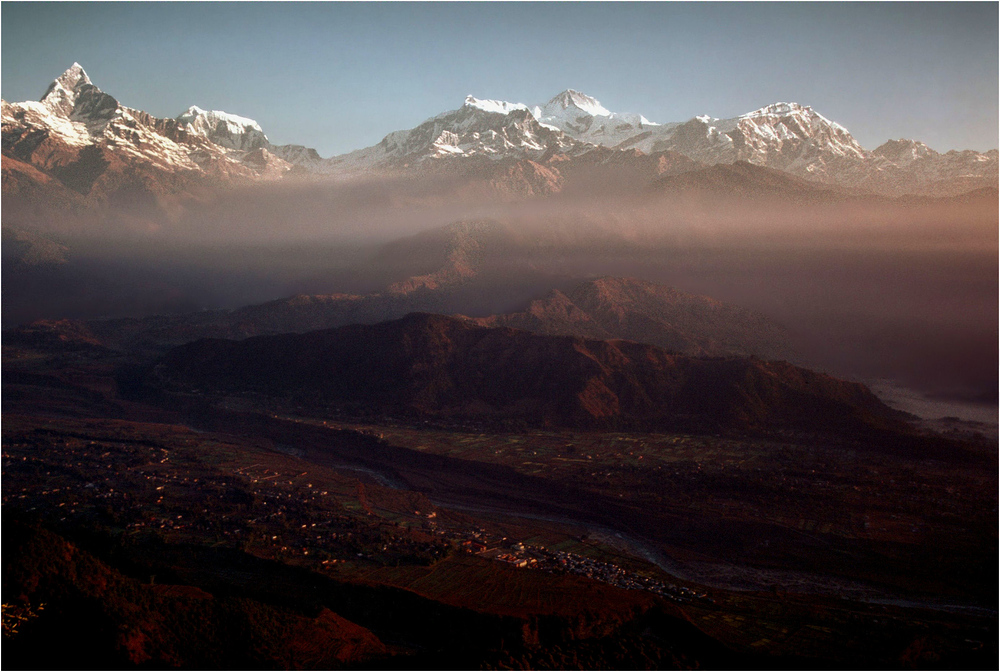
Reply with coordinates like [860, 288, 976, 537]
[468, 276, 792, 358]
[2, 519, 390, 669]
[154, 313, 905, 435]
[647, 160, 859, 203]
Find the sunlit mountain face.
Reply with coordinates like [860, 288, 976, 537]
[3, 29, 997, 669]
[5, 64, 996, 197]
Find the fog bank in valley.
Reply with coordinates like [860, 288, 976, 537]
[4, 176, 996, 404]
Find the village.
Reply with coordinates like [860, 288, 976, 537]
[2, 420, 720, 611]
[479, 542, 713, 606]
[0, 423, 450, 571]
[4, 408, 992, 623]
[422, 518, 713, 606]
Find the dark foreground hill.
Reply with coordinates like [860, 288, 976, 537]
[2, 518, 390, 669]
[154, 312, 905, 435]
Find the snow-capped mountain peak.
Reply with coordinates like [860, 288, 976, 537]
[52, 62, 91, 90]
[176, 105, 269, 151]
[872, 138, 937, 163]
[40, 62, 94, 116]
[8, 63, 124, 144]
[328, 92, 579, 170]
[4, 66, 996, 199]
[2, 62, 298, 196]
[535, 90, 658, 147]
[743, 101, 808, 117]
[542, 89, 612, 118]
[740, 102, 848, 133]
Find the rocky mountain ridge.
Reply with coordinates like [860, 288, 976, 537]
[3, 64, 996, 202]
[465, 276, 792, 359]
[1, 63, 293, 205]
[322, 89, 996, 195]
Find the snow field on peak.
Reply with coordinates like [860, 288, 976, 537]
[9, 65, 996, 195]
[463, 96, 532, 115]
[3, 100, 93, 147]
[177, 105, 266, 134]
[175, 105, 270, 152]
[542, 89, 612, 118]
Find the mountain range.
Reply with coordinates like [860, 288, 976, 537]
[464, 276, 791, 359]
[3, 64, 996, 204]
[58, 266, 789, 362]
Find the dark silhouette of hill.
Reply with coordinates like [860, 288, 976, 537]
[466, 276, 792, 358]
[1, 155, 86, 209]
[895, 185, 999, 206]
[647, 160, 864, 203]
[542, 147, 705, 195]
[154, 313, 905, 435]
[3, 510, 756, 670]
[6, 318, 106, 351]
[1, 226, 69, 268]
[2, 517, 390, 669]
[375, 219, 504, 294]
[424, 156, 566, 198]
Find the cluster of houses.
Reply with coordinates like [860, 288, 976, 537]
[7, 426, 706, 606]
[484, 542, 713, 605]
[3, 432, 449, 569]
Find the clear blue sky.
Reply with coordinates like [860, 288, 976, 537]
[3, 2, 997, 157]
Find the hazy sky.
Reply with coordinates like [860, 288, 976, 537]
[3, 2, 997, 157]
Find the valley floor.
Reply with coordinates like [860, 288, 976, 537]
[2, 339, 997, 669]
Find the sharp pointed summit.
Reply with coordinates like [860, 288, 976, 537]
[50, 62, 92, 91]
[39, 62, 95, 116]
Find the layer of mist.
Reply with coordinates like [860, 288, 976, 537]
[3, 176, 995, 404]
